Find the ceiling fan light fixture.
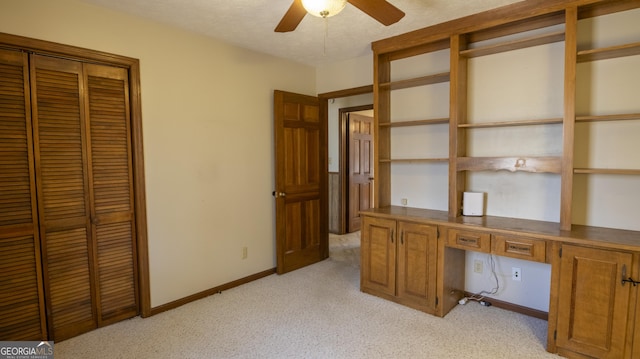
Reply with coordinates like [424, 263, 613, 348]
[301, 0, 348, 18]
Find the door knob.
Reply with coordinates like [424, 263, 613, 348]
[272, 191, 286, 198]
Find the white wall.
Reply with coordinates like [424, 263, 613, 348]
[389, 49, 451, 210]
[0, 0, 316, 307]
[316, 54, 373, 94]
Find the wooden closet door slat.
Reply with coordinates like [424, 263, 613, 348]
[31, 55, 96, 341]
[84, 64, 138, 325]
[0, 49, 47, 340]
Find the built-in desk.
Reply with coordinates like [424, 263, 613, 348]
[360, 206, 640, 359]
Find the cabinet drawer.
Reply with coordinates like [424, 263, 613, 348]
[446, 229, 490, 253]
[492, 235, 546, 263]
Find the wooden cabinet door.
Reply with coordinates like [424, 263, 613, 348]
[556, 244, 633, 358]
[0, 49, 47, 340]
[361, 216, 396, 296]
[397, 221, 437, 310]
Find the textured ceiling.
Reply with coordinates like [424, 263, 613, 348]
[80, 0, 523, 67]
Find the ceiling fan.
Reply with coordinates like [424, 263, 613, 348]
[275, 0, 405, 32]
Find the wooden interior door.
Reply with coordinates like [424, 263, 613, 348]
[273, 90, 328, 274]
[556, 244, 633, 358]
[0, 48, 47, 340]
[347, 113, 373, 233]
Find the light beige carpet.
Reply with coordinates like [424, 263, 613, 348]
[329, 231, 361, 268]
[55, 233, 559, 359]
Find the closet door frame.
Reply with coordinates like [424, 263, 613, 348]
[0, 32, 151, 318]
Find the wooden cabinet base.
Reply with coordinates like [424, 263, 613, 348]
[360, 287, 440, 316]
[361, 207, 640, 359]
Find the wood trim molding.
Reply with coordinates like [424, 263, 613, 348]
[0, 32, 138, 67]
[318, 85, 373, 100]
[128, 60, 152, 318]
[371, 0, 607, 55]
[463, 291, 549, 320]
[318, 84, 373, 235]
[149, 268, 276, 316]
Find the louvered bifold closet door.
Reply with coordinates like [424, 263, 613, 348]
[30, 55, 97, 341]
[0, 49, 47, 340]
[84, 63, 138, 326]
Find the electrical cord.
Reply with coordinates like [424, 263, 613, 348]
[459, 254, 500, 306]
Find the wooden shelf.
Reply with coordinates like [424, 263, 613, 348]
[379, 72, 450, 91]
[457, 156, 562, 173]
[381, 118, 449, 128]
[574, 168, 640, 175]
[455, 114, 640, 127]
[460, 31, 565, 58]
[577, 42, 640, 62]
[575, 113, 640, 123]
[459, 118, 563, 128]
[380, 158, 449, 164]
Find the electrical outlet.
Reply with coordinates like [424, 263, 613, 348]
[512, 267, 521, 281]
[401, 198, 408, 206]
[474, 259, 483, 274]
[242, 246, 248, 260]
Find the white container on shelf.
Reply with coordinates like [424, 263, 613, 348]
[463, 192, 485, 216]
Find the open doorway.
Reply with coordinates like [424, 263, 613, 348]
[319, 86, 374, 235]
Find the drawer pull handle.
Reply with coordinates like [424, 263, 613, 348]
[622, 277, 640, 287]
[458, 237, 477, 244]
[622, 265, 640, 286]
[507, 244, 531, 253]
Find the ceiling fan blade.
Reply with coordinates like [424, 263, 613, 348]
[348, 0, 405, 26]
[275, 0, 307, 32]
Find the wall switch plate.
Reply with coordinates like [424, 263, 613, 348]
[474, 260, 483, 274]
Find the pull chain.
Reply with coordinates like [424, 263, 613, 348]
[324, 17, 328, 56]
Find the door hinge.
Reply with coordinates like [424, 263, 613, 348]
[559, 248, 562, 258]
[437, 228, 440, 239]
[553, 330, 557, 341]
[435, 296, 439, 306]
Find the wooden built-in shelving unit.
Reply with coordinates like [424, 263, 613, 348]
[372, 0, 640, 231]
[366, 2, 640, 358]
